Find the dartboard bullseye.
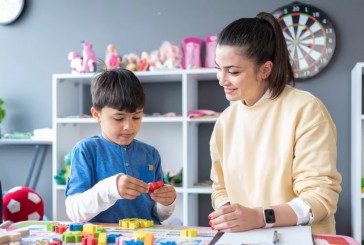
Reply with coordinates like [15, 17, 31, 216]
[272, 2, 336, 80]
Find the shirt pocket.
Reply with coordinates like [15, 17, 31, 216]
[139, 164, 155, 183]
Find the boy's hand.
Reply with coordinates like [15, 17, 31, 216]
[149, 184, 176, 206]
[116, 174, 149, 199]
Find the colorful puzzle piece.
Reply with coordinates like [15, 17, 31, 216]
[148, 180, 164, 194]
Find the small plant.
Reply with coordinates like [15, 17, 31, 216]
[0, 98, 6, 124]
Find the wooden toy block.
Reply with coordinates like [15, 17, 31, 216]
[82, 236, 98, 245]
[128, 221, 139, 229]
[188, 228, 198, 237]
[180, 229, 188, 237]
[106, 234, 123, 244]
[49, 240, 62, 245]
[97, 233, 107, 245]
[55, 225, 68, 234]
[69, 223, 83, 231]
[83, 224, 99, 234]
[180, 228, 198, 237]
[143, 233, 154, 245]
[118, 218, 154, 229]
[133, 230, 146, 241]
[47, 223, 57, 232]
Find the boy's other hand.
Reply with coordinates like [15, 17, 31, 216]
[149, 184, 176, 206]
[116, 174, 149, 199]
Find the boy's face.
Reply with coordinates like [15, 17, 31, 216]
[91, 106, 143, 146]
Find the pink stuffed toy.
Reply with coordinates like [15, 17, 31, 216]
[68, 41, 97, 73]
[2, 186, 44, 222]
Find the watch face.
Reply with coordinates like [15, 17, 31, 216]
[272, 2, 336, 80]
[0, 0, 25, 25]
[264, 209, 276, 223]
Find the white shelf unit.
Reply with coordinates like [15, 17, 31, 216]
[52, 69, 229, 226]
[351, 62, 364, 243]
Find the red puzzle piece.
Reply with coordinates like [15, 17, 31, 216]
[148, 180, 165, 194]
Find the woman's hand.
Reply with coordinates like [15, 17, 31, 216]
[208, 203, 264, 232]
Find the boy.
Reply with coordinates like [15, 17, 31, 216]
[65, 68, 176, 224]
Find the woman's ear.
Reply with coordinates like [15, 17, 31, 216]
[91, 107, 101, 123]
[260, 61, 273, 79]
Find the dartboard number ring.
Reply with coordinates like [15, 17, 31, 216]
[273, 2, 336, 80]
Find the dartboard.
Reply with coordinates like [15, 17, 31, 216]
[272, 2, 336, 80]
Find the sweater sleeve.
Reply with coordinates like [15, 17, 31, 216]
[65, 174, 121, 222]
[292, 100, 342, 224]
[210, 126, 230, 210]
[153, 199, 176, 222]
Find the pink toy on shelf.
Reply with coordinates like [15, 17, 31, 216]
[105, 44, 120, 70]
[205, 35, 218, 68]
[182, 37, 202, 69]
[68, 41, 97, 74]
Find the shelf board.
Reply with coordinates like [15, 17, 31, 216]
[187, 118, 217, 123]
[143, 117, 183, 123]
[55, 117, 184, 124]
[0, 139, 52, 145]
[53, 69, 217, 84]
[187, 187, 213, 194]
[55, 185, 66, 190]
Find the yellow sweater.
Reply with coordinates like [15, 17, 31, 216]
[210, 85, 342, 234]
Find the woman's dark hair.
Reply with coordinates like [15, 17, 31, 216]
[91, 68, 145, 112]
[217, 12, 295, 98]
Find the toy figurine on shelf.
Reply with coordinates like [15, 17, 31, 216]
[148, 50, 163, 71]
[165, 169, 182, 187]
[54, 152, 71, 185]
[182, 37, 202, 69]
[205, 35, 218, 68]
[68, 41, 97, 74]
[138, 51, 150, 71]
[123, 53, 139, 71]
[104, 44, 120, 70]
[159, 41, 183, 69]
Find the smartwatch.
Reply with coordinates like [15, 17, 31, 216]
[263, 207, 276, 228]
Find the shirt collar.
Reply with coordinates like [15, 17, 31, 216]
[251, 89, 271, 106]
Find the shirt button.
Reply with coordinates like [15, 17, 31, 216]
[125, 162, 129, 166]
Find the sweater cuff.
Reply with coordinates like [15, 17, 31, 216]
[109, 173, 123, 199]
[288, 197, 313, 225]
[154, 200, 175, 222]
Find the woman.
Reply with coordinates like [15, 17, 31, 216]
[208, 12, 341, 234]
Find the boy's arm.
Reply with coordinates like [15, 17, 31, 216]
[65, 174, 121, 222]
[153, 199, 176, 222]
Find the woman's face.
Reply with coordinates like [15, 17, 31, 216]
[215, 45, 270, 106]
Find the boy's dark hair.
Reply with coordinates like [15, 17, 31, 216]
[217, 12, 295, 99]
[91, 68, 145, 112]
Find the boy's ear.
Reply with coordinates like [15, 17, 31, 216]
[91, 107, 101, 123]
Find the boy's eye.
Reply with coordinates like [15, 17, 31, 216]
[133, 117, 141, 120]
[114, 118, 123, 121]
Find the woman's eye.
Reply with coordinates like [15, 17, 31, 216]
[133, 117, 141, 120]
[229, 71, 239, 75]
[114, 118, 123, 121]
